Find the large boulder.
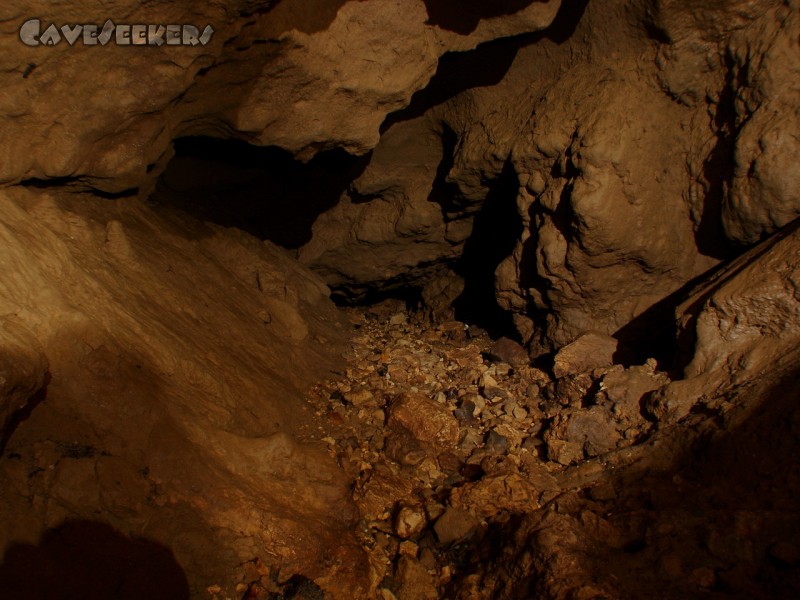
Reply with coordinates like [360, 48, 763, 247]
[649, 219, 800, 422]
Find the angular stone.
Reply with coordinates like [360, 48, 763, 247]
[354, 462, 414, 522]
[389, 312, 408, 326]
[546, 439, 584, 466]
[394, 504, 427, 540]
[433, 507, 480, 545]
[395, 556, 439, 600]
[545, 406, 621, 461]
[486, 337, 529, 367]
[343, 388, 375, 407]
[388, 392, 460, 449]
[485, 430, 509, 454]
[597, 363, 669, 423]
[553, 332, 619, 379]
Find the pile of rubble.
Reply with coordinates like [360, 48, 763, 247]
[304, 300, 671, 599]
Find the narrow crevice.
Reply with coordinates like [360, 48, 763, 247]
[380, 37, 521, 134]
[451, 158, 522, 340]
[19, 177, 140, 199]
[330, 285, 424, 312]
[428, 124, 463, 214]
[20, 176, 83, 188]
[695, 51, 744, 259]
[0, 384, 48, 456]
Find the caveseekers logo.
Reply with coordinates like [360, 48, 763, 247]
[19, 19, 214, 46]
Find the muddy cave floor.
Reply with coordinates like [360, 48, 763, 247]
[288, 301, 799, 600]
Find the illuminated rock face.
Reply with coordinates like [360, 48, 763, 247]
[3, 0, 798, 351]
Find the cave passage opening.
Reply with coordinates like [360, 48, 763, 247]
[149, 135, 370, 250]
[150, 134, 528, 342]
[449, 161, 523, 342]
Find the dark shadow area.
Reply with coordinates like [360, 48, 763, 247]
[237, 0, 282, 18]
[234, 0, 357, 34]
[380, 37, 520, 134]
[447, 360, 800, 598]
[452, 159, 522, 340]
[19, 177, 139, 199]
[616, 217, 798, 374]
[0, 520, 190, 599]
[423, 0, 548, 35]
[594, 363, 800, 598]
[149, 136, 371, 249]
[428, 125, 462, 213]
[612, 264, 727, 371]
[381, 0, 588, 134]
[331, 279, 422, 310]
[694, 52, 746, 260]
[0, 383, 48, 456]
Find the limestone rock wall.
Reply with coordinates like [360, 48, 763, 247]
[298, 0, 800, 353]
[0, 187, 361, 596]
[4, 0, 796, 353]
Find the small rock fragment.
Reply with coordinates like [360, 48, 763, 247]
[394, 504, 427, 539]
[389, 313, 408, 326]
[485, 430, 509, 454]
[388, 392, 460, 447]
[689, 567, 716, 589]
[768, 541, 800, 566]
[459, 429, 483, 450]
[344, 388, 374, 406]
[395, 556, 439, 600]
[440, 320, 467, 342]
[453, 400, 477, 426]
[553, 332, 619, 378]
[398, 540, 419, 558]
[433, 507, 480, 545]
[546, 438, 584, 465]
[385, 432, 427, 466]
[486, 337, 529, 367]
[467, 325, 486, 338]
[479, 372, 498, 389]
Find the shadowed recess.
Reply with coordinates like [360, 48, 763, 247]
[0, 520, 190, 600]
[150, 136, 370, 249]
[381, 0, 589, 134]
[380, 36, 522, 134]
[0, 385, 47, 456]
[422, 0, 551, 35]
[695, 51, 747, 260]
[452, 158, 522, 340]
[19, 177, 139, 199]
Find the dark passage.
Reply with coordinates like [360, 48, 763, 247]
[452, 159, 522, 340]
[150, 136, 370, 249]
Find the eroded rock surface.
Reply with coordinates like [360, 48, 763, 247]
[0, 187, 362, 597]
[0, 0, 798, 597]
[4, 0, 794, 356]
